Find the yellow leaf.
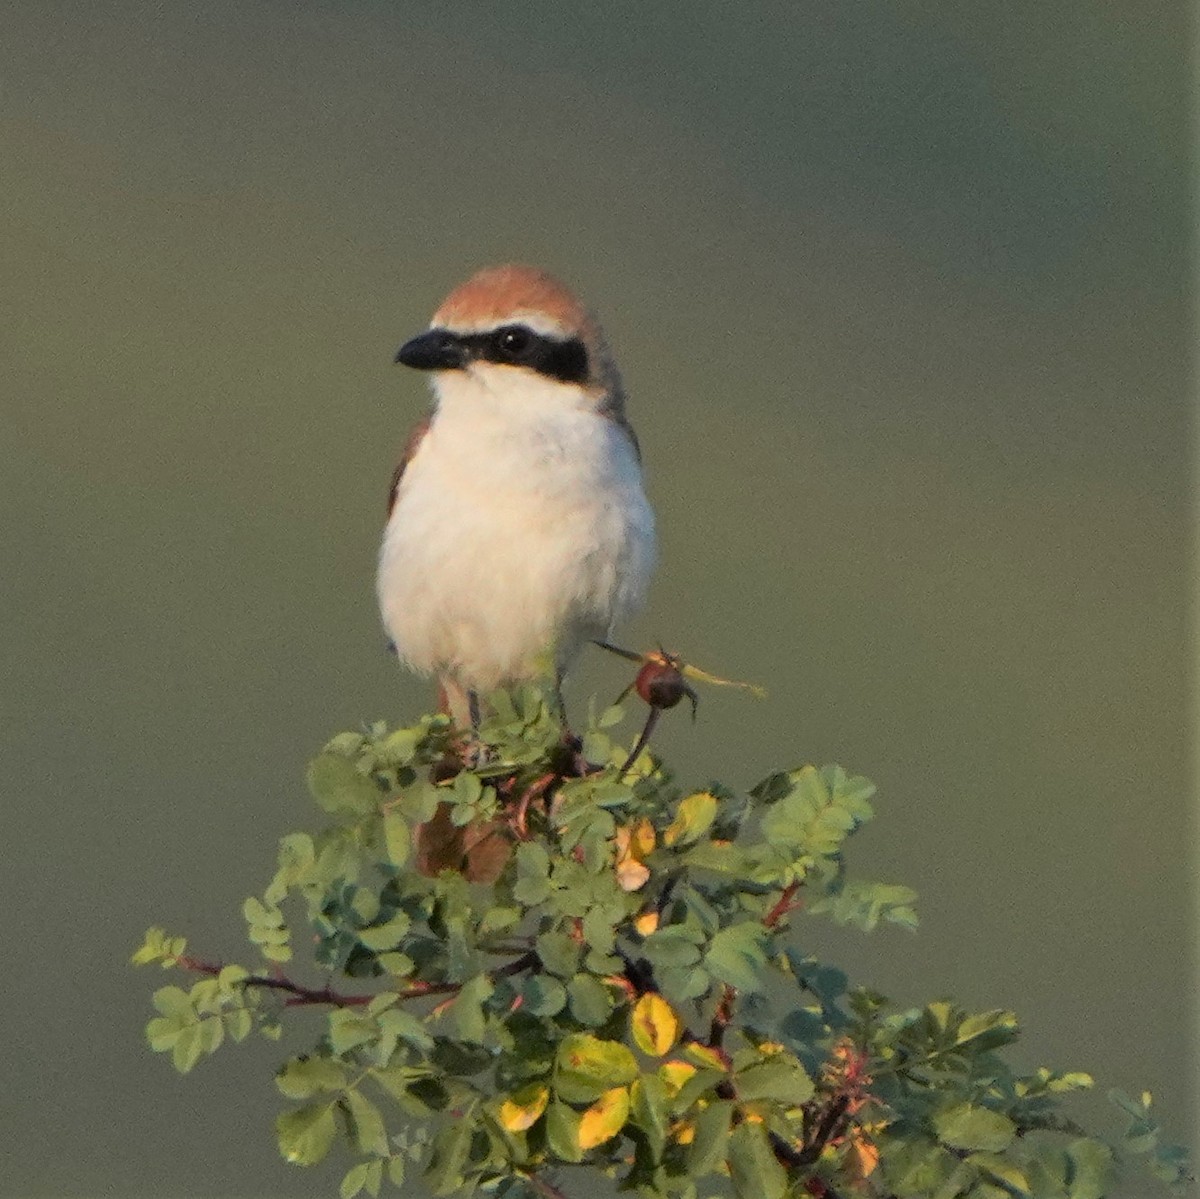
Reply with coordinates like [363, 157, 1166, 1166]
[498, 1083, 549, 1132]
[616, 859, 650, 892]
[631, 993, 681, 1057]
[614, 825, 651, 892]
[632, 818, 656, 856]
[682, 1043, 728, 1072]
[678, 662, 766, 699]
[673, 1119, 696, 1145]
[633, 910, 660, 936]
[658, 1060, 696, 1097]
[578, 1086, 631, 1150]
[663, 792, 719, 847]
[848, 1131, 880, 1179]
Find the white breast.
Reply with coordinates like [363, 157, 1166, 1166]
[377, 368, 656, 692]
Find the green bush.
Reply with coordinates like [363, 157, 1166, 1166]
[133, 686, 1190, 1199]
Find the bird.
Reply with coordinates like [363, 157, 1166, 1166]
[377, 264, 657, 729]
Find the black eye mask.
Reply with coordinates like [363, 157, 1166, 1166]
[396, 325, 590, 386]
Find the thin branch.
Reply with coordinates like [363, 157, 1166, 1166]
[707, 984, 735, 1049]
[763, 880, 803, 929]
[523, 1173, 569, 1199]
[511, 771, 556, 838]
[175, 950, 539, 1009]
[177, 956, 374, 1007]
[619, 707, 661, 777]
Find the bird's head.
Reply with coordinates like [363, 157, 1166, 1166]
[395, 264, 626, 419]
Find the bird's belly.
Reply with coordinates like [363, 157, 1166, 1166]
[378, 472, 650, 691]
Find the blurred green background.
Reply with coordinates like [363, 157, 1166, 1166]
[2, 3, 1192, 1195]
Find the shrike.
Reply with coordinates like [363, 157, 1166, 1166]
[377, 264, 656, 726]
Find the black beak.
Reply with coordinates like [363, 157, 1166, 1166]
[394, 328, 467, 371]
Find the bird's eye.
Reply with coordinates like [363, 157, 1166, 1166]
[496, 326, 533, 358]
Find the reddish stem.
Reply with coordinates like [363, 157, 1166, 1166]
[764, 880, 803, 929]
[707, 984, 735, 1049]
[176, 950, 538, 1008]
[178, 956, 374, 1007]
[524, 1174, 569, 1199]
[619, 707, 661, 777]
[512, 771, 556, 838]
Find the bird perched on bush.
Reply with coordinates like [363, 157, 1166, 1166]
[378, 264, 656, 727]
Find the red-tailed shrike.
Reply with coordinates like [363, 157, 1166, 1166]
[377, 265, 656, 727]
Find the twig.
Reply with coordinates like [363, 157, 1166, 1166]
[707, 985, 735, 1049]
[795, 1095, 851, 1165]
[524, 1173, 569, 1199]
[619, 708, 661, 777]
[764, 880, 803, 929]
[178, 956, 374, 1007]
[176, 951, 539, 1008]
[512, 771, 556, 838]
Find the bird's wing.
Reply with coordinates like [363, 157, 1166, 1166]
[386, 416, 432, 515]
[608, 410, 642, 464]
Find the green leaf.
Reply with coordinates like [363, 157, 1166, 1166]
[705, 923, 769, 993]
[734, 1058, 814, 1106]
[172, 1025, 205, 1074]
[934, 1102, 1017, 1153]
[131, 926, 186, 966]
[663, 791, 719, 847]
[395, 779, 440, 823]
[822, 764, 876, 814]
[536, 930, 580, 978]
[277, 1103, 337, 1166]
[146, 1016, 181, 1052]
[956, 1009, 1019, 1052]
[344, 1088, 389, 1156]
[376, 1006, 434, 1057]
[521, 975, 568, 1017]
[380, 726, 420, 765]
[657, 965, 712, 1004]
[514, 842, 553, 906]
[1065, 1138, 1113, 1199]
[567, 973, 614, 1027]
[307, 753, 381, 816]
[727, 1119, 786, 1199]
[546, 1101, 584, 1163]
[277, 1056, 349, 1100]
[555, 1034, 639, 1104]
[642, 928, 704, 971]
[686, 1099, 733, 1176]
[382, 810, 410, 868]
[968, 1152, 1030, 1195]
[425, 1115, 475, 1195]
[358, 912, 412, 952]
[809, 880, 919, 931]
[630, 1073, 668, 1159]
[329, 1009, 379, 1055]
[151, 985, 193, 1017]
[449, 974, 493, 1043]
[386, 1155, 406, 1187]
[340, 1161, 369, 1199]
[224, 1008, 253, 1041]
